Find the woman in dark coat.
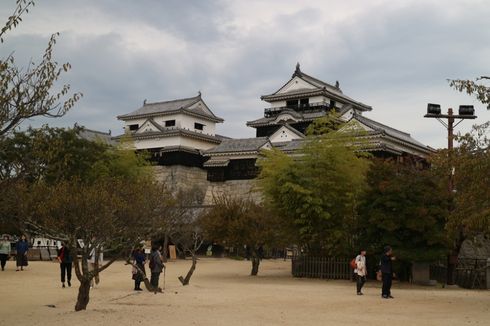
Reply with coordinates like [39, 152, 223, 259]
[15, 234, 29, 271]
[57, 242, 73, 288]
[132, 248, 146, 291]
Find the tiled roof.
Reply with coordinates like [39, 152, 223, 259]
[113, 128, 221, 144]
[247, 110, 326, 127]
[78, 128, 117, 146]
[204, 137, 270, 154]
[203, 158, 230, 167]
[278, 139, 305, 152]
[260, 64, 371, 111]
[352, 114, 429, 150]
[117, 95, 223, 122]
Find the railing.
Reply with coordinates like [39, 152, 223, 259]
[455, 258, 488, 289]
[429, 262, 447, 284]
[264, 103, 330, 118]
[292, 256, 352, 280]
[430, 258, 488, 289]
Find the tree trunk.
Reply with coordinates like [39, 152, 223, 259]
[162, 233, 169, 263]
[75, 279, 91, 311]
[126, 259, 158, 293]
[251, 256, 260, 276]
[178, 254, 197, 286]
[447, 228, 465, 285]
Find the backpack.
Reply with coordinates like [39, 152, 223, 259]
[350, 258, 357, 269]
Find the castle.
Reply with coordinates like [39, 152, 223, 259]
[114, 64, 434, 203]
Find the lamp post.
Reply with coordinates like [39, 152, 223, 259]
[424, 104, 477, 285]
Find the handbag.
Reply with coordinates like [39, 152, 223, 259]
[376, 270, 382, 281]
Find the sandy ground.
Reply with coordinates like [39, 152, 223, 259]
[0, 258, 488, 326]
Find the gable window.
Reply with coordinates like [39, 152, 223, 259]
[128, 124, 139, 131]
[286, 100, 298, 108]
[299, 98, 309, 107]
[165, 120, 176, 127]
[194, 122, 204, 131]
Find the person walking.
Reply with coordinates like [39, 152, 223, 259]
[57, 242, 73, 288]
[355, 249, 367, 295]
[132, 247, 146, 291]
[380, 246, 396, 299]
[0, 235, 11, 271]
[149, 246, 165, 291]
[15, 235, 29, 271]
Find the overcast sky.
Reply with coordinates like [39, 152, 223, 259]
[1, 0, 489, 149]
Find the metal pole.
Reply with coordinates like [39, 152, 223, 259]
[446, 108, 456, 285]
[447, 108, 454, 194]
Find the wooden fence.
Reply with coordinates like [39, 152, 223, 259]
[455, 258, 488, 289]
[430, 258, 488, 289]
[291, 256, 352, 280]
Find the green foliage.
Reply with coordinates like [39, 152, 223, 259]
[432, 122, 490, 247]
[448, 76, 490, 110]
[201, 195, 285, 249]
[305, 111, 342, 136]
[358, 160, 448, 262]
[258, 120, 371, 256]
[88, 135, 151, 182]
[200, 195, 287, 275]
[0, 126, 150, 183]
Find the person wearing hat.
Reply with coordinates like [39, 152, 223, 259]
[380, 246, 396, 299]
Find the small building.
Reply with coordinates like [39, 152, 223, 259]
[116, 93, 224, 167]
[247, 62, 371, 139]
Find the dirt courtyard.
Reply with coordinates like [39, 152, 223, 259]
[0, 258, 488, 326]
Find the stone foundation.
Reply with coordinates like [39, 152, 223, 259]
[152, 165, 262, 205]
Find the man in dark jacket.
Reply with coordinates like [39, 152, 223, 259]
[57, 242, 73, 288]
[149, 246, 165, 291]
[380, 246, 396, 299]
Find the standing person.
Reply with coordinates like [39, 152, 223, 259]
[0, 235, 11, 271]
[15, 235, 29, 271]
[132, 247, 146, 291]
[355, 249, 367, 295]
[380, 246, 396, 299]
[89, 244, 104, 288]
[149, 246, 165, 291]
[57, 242, 73, 288]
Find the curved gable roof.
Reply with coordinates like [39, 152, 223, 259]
[117, 94, 224, 122]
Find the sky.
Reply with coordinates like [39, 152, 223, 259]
[0, 0, 489, 149]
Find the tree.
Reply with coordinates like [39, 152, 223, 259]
[170, 188, 205, 286]
[200, 195, 286, 276]
[0, 126, 107, 183]
[432, 122, 490, 249]
[358, 160, 448, 275]
[0, 126, 151, 232]
[0, 125, 158, 310]
[257, 122, 371, 256]
[145, 185, 205, 286]
[449, 76, 490, 110]
[0, 0, 81, 137]
[20, 177, 161, 311]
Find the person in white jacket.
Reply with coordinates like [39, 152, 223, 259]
[355, 249, 367, 295]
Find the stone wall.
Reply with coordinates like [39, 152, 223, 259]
[152, 165, 263, 205]
[202, 179, 262, 205]
[459, 235, 490, 259]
